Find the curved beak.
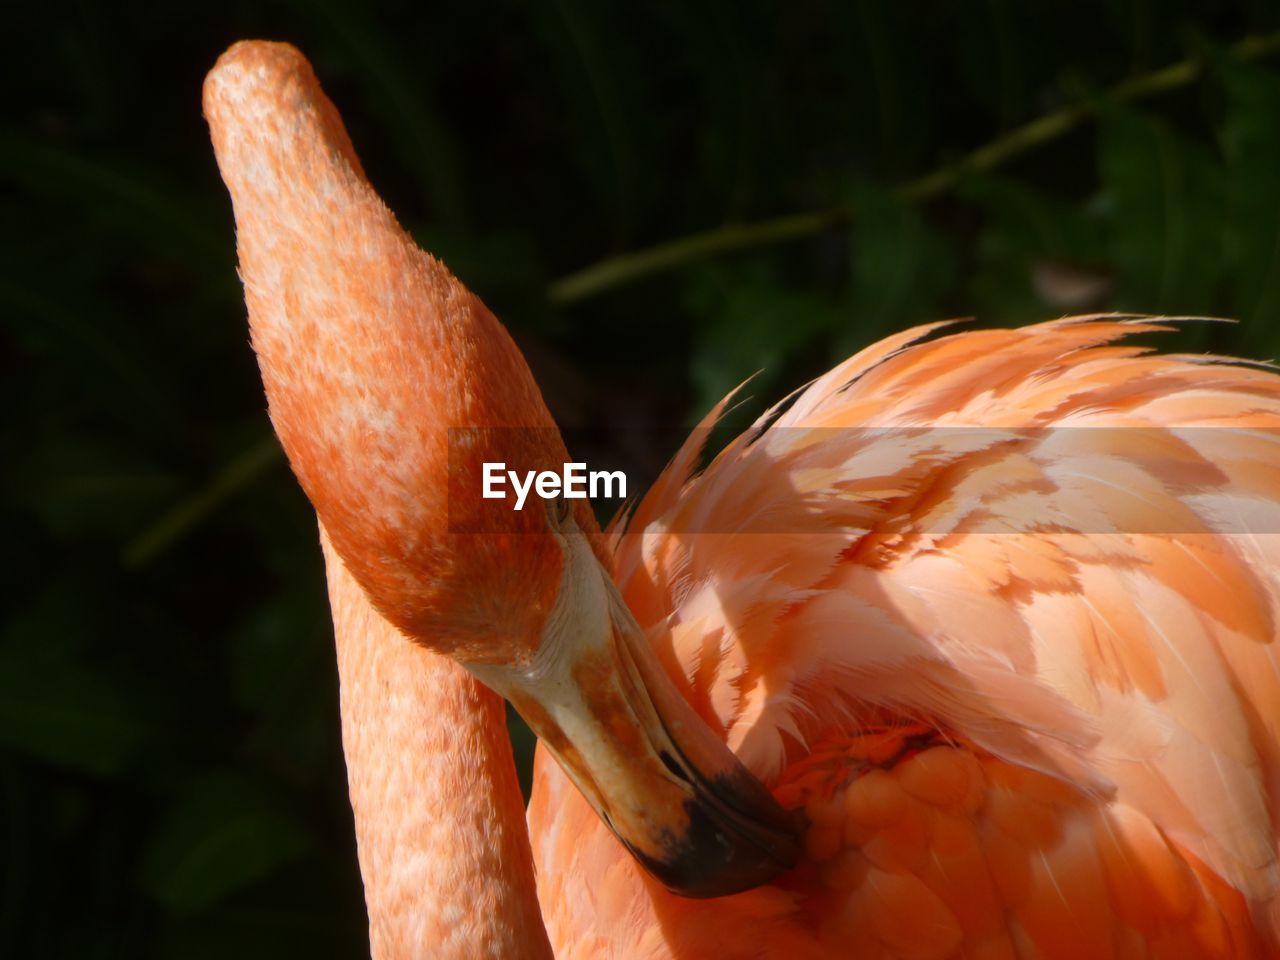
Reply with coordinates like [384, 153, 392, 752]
[468, 530, 803, 898]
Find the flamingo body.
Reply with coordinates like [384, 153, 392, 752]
[532, 318, 1280, 957]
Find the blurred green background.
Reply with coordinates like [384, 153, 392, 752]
[4, 1, 1280, 956]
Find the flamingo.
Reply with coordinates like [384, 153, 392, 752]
[205, 41, 1280, 959]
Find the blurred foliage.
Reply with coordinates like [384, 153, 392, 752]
[4, 1, 1280, 956]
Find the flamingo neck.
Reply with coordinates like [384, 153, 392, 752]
[321, 532, 552, 959]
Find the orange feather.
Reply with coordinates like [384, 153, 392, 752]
[534, 318, 1280, 957]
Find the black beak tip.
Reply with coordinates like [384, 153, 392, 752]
[627, 796, 807, 899]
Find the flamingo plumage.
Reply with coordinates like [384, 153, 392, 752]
[206, 41, 1280, 959]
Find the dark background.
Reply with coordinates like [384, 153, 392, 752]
[5, 2, 1280, 956]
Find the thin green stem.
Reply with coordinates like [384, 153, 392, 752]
[548, 209, 843, 304]
[121, 436, 282, 569]
[548, 30, 1280, 305]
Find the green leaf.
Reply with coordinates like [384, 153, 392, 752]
[12, 430, 181, 544]
[829, 1, 936, 171]
[963, 175, 1106, 263]
[150, 860, 368, 960]
[1098, 108, 1226, 313]
[1218, 56, 1280, 346]
[227, 591, 334, 782]
[962, 175, 1110, 323]
[527, 0, 652, 245]
[951, 0, 1033, 129]
[0, 636, 158, 777]
[507, 703, 538, 803]
[657, 0, 767, 219]
[0, 132, 227, 268]
[139, 772, 311, 917]
[685, 263, 844, 417]
[839, 179, 955, 355]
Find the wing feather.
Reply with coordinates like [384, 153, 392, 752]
[614, 316, 1280, 918]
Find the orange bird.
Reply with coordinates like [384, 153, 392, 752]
[206, 42, 1280, 959]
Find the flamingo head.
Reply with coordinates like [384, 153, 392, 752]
[204, 41, 801, 898]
